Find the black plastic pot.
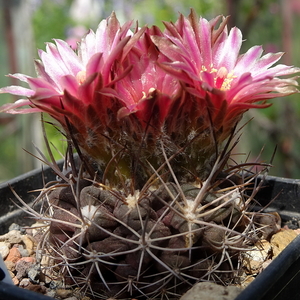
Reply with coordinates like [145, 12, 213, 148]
[236, 175, 300, 300]
[0, 162, 63, 234]
[0, 280, 54, 300]
[0, 164, 63, 300]
[0, 168, 300, 300]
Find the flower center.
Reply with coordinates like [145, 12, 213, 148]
[201, 65, 236, 91]
[215, 67, 236, 91]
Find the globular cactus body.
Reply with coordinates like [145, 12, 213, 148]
[40, 176, 268, 299]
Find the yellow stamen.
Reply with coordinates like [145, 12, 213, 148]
[200, 65, 236, 91]
[219, 69, 236, 91]
[141, 88, 156, 100]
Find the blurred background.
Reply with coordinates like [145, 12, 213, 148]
[0, 0, 299, 182]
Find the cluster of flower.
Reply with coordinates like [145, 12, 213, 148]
[0, 10, 298, 185]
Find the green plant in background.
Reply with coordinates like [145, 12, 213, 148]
[32, 0, 75, 51]
[0, 9, 299, 299]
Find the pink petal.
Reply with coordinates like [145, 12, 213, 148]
[54, 39, 83, 74]
[121, 26, 147, 61]
[101, 36, 130, 84]
[151, 36, 184, 62]
[214, 27, 242, 71]
[201, 71, 215, 88]
[106, 12, 122, 48]
[44, 43, 68, 73]
[0, 99, 38, 114]
[31, 88, 61, 101]
[156, 62, 195, 85]
[34, 59, 57, 87]
[86, 52, 103, 76]
[27, 77, 60, 93]
[39, 50, 67, 91]
[252, 52, 284, 74]
[0, 85, 35, 97]
[182, 19, 201, 66]
[78, 73, 98, 104]
[199, 17, 212, 66]
[234, 45, 263, 75]
[7, 73, 31, 83]
[253, 64, 298, 80]
[95, 20, 108, 54]
[40, 42, 79, 87]
[79, 29, 96, 64]
[59, 75, 79, 96]
[117, 106, 135, 120]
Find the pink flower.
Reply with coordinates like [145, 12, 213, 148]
[105, 27, 180, 137]
[151, 11, 299, 142]
[0, 13, 148, 173]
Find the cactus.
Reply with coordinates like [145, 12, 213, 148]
[12, 138, 278, 299]
[1, 10, 298, 299]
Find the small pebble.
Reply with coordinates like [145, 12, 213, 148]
[55, 288, 73, 298]
[46, 290, 56, 298]
[16, 259, 34, 279]
[19, 278, 31, 287]
[271, 229, 298, 257]
[5, 247, 22, 263]
[294, 228, 300, 235]
[28, 263, 41, 283]
[30, 223, 46, 243]
[0, 230, 23, 244]
[39, 268, 53, 285]
[17, 244, 29, 257]
[8, 223, 22, 232]
[22, 235, 35, 255]
[20, 256, 35, 263]
[0, 241, 10, 259]
[36, 249, 44, 262]
[242, 240, 272, 275]
[180, 282, 241, 300]
[12, 276, 19, 285]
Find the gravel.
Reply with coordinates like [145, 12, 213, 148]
[0, 223, 86, 300]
